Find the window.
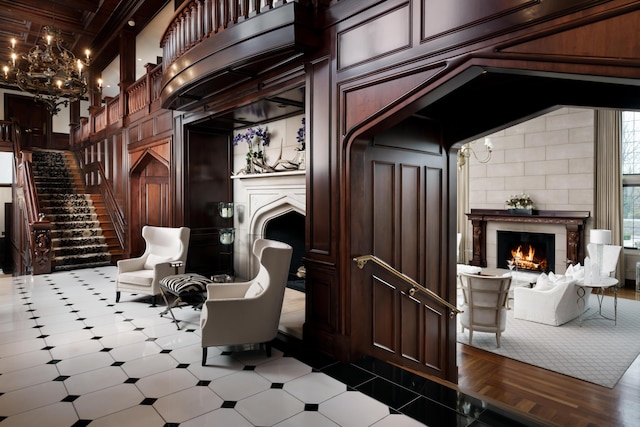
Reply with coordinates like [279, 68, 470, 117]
[622, 111, 640, 248]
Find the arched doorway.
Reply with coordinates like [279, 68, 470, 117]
[129, 150, 170, 256]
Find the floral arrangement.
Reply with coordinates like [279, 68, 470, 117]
[233, 126, 270, 160]
[296, 117, 305, 151]
[506, 193, 534, 209]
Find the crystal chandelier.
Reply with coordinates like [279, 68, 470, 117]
[3, 25, 100, 116]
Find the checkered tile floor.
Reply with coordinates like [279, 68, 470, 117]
[0, 266, 536, 426]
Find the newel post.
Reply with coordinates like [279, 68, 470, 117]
[31, 220, 52, 275]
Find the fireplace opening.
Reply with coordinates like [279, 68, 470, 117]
[265, 211, 305, 292]
[497, 230, 555, 273]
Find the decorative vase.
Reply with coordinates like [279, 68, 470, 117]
[508, 208, 533, 215]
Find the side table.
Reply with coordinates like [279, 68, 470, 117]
[576, 277, 619, 326]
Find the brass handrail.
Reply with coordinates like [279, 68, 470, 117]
[353, 254, 462, 318]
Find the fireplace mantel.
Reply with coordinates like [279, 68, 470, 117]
[466, 209, 590, 268]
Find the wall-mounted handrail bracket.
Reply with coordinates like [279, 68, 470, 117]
[353, 254, 462, 318]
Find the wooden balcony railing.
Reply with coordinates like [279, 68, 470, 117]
[160, 0, 314, 70]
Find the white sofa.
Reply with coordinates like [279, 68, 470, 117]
[513, 264, 591, 326]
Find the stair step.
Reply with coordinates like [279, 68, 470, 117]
[54, 244, 110, 257]
[31, 149, 117, 272]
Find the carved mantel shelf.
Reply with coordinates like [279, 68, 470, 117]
[466, 209, 591, 268]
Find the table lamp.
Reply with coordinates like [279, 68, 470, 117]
[590, 229, 611, 281]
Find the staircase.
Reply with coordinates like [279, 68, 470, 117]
[31, 149, 118, 271]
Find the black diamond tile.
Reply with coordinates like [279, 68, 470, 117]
[196, 380, 211, 386]
[71, 420, 91, 427]
[62, 395, 80, 402]
[177, 363, 189, 369]
[141, 397, 157, 405]
[124, 378, 139, 384]
[99, 298, 108, 301]
[76, 318, 86, 321]
[112, 361, 125, 366]
[221, 401, 237, 408]
[83, 326, 94, 330]
[30, 316, 40, 320]
[146, 338, 157, 342]
[185, 329, 196, 332]
[48, 359, 62, 365]
[221, 351, 232, 356]
[91, 336, 102, 340]
[36, 335, 49, 339]
[115, 311, 124, 314]
[134, 327, 144, 331]
[304, 403, 319, 411]
[53, 375, 70, 381]
[243, 365, 256, 371]
[41, 346, 54, 351]
[160, 349, 172, 354]
[106, 304, 115, 307]
[271, 383, 284, 389]
[100, 348, 113, 352]
[164, 423, 179, 427]
[70, 310, 79, 313]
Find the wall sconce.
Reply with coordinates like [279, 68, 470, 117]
[220, 228, 235, 245]
[219, 202, 234, 218]
[458, 138, 493, 169]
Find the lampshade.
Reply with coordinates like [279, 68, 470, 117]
[590, 229, 611, 245]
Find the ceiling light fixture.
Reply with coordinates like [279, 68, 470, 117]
[3, 24, 100, 115]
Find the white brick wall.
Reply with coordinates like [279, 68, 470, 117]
[464, 107, 595, 273]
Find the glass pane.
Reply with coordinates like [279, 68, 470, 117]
[623, 185, 640, 248]
[622, 111, 640, 174]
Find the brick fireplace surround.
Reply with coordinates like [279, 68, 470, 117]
[466, 209, 590, 269]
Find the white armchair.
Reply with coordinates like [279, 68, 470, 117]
[116, 226, 191, 304]
[459, 273, 511, 348]
[200, 238, 293, 365]
[513, 264, 590, 326]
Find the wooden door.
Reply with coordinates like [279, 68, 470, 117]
[350, 116, 456, 380]
[4, 94, 50, 149]
[130, 153, 170, 256]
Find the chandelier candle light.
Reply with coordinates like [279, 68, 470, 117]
[3, 24, 100, 115]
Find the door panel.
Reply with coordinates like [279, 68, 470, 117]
[350, 117, 453, 380]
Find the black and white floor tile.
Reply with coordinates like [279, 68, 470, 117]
[0, 267, 539, 426]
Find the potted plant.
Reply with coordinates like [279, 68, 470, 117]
[506, 193, 534, 214]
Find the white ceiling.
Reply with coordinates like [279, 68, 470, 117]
[99, 4, 174, 98]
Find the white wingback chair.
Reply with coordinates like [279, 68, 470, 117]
[116, 226, 191, 304]
[459, 273, 511, 348]
[200, 238, 293, 365]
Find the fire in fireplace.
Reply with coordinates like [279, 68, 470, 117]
[497, 230, 555, 273]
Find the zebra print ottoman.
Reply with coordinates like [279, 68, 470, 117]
[159, 273, 213, 329]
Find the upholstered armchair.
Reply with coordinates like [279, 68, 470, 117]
[513, 264, 590, 326]
[116, 226, 191, 304]
[459, 273, 511, 347]
[200, 238, 293, 366]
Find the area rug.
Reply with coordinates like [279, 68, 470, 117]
[457, 295, 640, 388]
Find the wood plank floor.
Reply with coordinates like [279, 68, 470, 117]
[456, 287, 640, 427]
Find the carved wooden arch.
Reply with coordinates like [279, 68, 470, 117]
[129, 139, 172, 257]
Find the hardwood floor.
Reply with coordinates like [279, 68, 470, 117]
[456, 287, 640, 427]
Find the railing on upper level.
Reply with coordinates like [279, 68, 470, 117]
[159, 0, 320, 70]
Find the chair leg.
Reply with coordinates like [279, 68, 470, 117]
[496, 332, 501, 348]
[115, 291, 120, 303]
[202, 348, 207, 366]
[468, 330, 473, 345]
[150, 295, 157, 306]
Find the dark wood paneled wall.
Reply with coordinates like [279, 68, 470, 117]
[70, 0, 640, 384]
